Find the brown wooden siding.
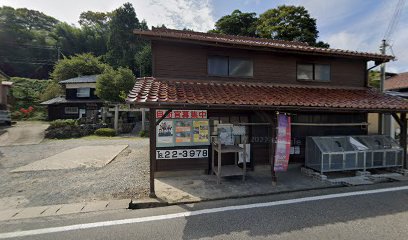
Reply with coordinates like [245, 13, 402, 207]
[47, 103, 102, 121]
[152, 41, 366, 88]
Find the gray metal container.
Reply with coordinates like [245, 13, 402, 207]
[305, 135, 403, 173]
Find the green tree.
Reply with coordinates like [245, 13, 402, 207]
[257, 5, 329, 47]
[0, 6, 59, 78]
[78, 11, 110, 56]
[96, 67, 135, 102]
[209, 10, 258, 37]
[135, 44, 152, 77]
[52, 22, 84, 56]
[105, 2, 147, 71]
[51, 53, 106, 81]
[9, 77, 52, 110]
[39, 81, 63, 101]
[368, 70, 381, 88]
[15, 8, 59, 31]
[79, 11, 110, 28]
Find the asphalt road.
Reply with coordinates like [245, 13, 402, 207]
[1, 182, 408, 240]
[0, 122, 48, 146]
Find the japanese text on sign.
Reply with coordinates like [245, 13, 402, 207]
[156, 149, 209, 159]
[156, 110, 207, 119]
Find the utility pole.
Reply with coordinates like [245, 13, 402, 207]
[379, 39, 387, 93]
[379, 39, 392, 137]
[378, 39, 395, 138]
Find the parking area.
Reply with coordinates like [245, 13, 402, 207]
[0, 136, 149, 210]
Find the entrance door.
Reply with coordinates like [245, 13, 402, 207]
[79, 109, 86, 118]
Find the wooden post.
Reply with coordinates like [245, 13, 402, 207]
[378, 113, 383, 135]
[114, 104, 119, 132]
[149, 109, 156, 198]
[141, 108, 146, 131]
[101, 107, 106, 123]
[401, 113, 407, 169]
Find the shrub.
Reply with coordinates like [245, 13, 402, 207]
[45, 125, 83, 139]
[95, 128, 116, 137]
[139, 130, 148, 137]
[29, 111, 46, 121]
[45, 122, 108, 139]
[11, 111, 22, 120]
[49, 119, 77, 129]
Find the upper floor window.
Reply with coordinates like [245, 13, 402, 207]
[76, 88, 90, 98]
[208, 56, 253, 77]
[297, 63, 330, 81]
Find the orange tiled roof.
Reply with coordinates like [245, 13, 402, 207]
[385, 72, 408, 90]
[127, 77, 408, 112]
[134, 28, 393, 62]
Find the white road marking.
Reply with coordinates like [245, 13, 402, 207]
[1, 185, 408, 239]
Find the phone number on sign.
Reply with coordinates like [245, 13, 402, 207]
[156, 149, 208, 159]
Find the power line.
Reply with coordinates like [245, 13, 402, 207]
[0, 60, 55, 65]
[384, 0, 406, 41]
[1, 41, 57, 50]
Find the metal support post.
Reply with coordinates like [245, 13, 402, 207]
[149, 109, 157, 198]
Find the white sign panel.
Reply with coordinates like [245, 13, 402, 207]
[238, 144, 250, 164]
[156, 110, 207, 119]
[156, 149, 209, 160]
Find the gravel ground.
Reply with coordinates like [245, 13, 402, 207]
[0, 137, 149, 208]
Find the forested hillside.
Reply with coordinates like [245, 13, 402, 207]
[0, 3, 150, 79]
[0, 3, 329, 80]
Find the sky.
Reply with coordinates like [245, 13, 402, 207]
[2, 0, 408, 73]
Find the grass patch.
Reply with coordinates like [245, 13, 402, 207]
[82, 135, 143, 140]
[44, 135, 144, 141]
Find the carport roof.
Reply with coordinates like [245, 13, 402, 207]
[126, 77, 408, 113]
[41, 96, 103, 105]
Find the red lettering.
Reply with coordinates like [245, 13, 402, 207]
[198, 111, 207, 119]
[156, 110, 164, 119]
[182, 111, 190, 119]
[191, 111, 198, 118]
[174, 111, 181, 118]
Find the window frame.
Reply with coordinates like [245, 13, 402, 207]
[64, 107, 79, 114]
[207, 55, 253, 78]
[296, 62, 331, 82]
[207, 55, 229, 77]
[76, 88, 91, 98]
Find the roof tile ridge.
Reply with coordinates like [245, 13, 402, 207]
[151, 77, 368, 90]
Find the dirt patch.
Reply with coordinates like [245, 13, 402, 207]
[0, 121, 49, 146]
[0, 137, 149, 208]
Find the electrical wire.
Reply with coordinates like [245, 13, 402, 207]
[384, 0, 406, 41]
[0, 41, 57, 50]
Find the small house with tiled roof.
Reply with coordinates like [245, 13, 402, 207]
[385, 72, 408, 98]
[126, 28, 408, 196]
[41, 75, 103, 121]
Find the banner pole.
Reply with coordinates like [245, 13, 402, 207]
[270, 113, 277, 186]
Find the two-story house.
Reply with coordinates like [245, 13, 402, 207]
[42, 75, 103, 121]
[126, 28, 408, 196]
